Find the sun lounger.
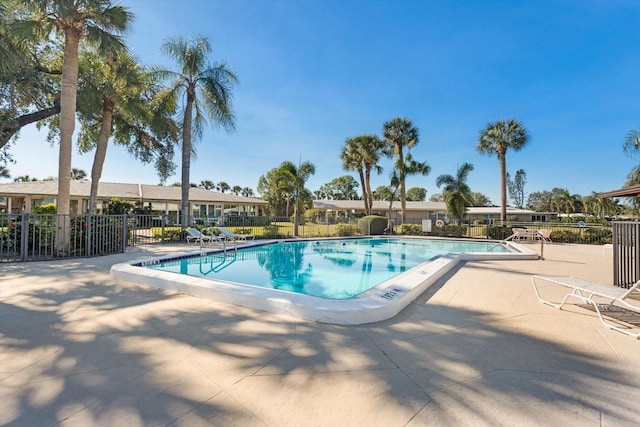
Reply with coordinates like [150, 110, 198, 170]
[216, 226, 255, 242]
[185, 227, 222, 246]
[531, 275, 640, 338]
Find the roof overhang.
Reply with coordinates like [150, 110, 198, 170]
[597, 185, 640, 198]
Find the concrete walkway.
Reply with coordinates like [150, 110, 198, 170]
[1, 242, 639, 426]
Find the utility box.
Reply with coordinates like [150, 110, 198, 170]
[422, 219, 432, 233]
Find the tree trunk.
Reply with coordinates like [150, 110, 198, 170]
[55, 30, 81, 255]
[0, 101, 61, 150]
[359, 169, 368, 215]
[181, 93, 194, 228]
[88, 101, 114, 214]
[499, 153, 507, 223]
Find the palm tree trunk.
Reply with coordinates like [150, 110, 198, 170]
[181, 94, 194, 228]
[55, 30, 81, 255]
[89, 102, 114, 214]
[362, 168, 370, 215]
[499, 154, 507, 223]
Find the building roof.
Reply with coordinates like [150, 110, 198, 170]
[312, 200, 550, 216]
[597, 185, 640, 198]
[0, 181, 268, 205]
[313, 200, 447, 211]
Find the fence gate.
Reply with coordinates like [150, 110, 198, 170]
[612, 221, 640, 288]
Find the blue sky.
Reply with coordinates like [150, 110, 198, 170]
[6, 0, 640, 204]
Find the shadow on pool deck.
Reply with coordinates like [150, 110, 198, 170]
[1, 243, 639, 426]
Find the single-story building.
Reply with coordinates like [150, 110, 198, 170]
[0, 180, 268, 225]
[312, 200, 558, 223]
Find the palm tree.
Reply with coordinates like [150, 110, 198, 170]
[77, 49, 178, 213]
[199, 180, 215, 190]
[23, 0, 132, 253]
[436, 162, 474, 225]
[241, 187, 254, 197]
[231, 185, 242, 195]
[280, 160, 316, 237]
[340, 134, 384, 216]
[216, 181, 230, 193]
[70, 168, 86, 180]
[382, 117, 430, 222]
[155, 35, 238, 228]
[477, 118, 529, 223]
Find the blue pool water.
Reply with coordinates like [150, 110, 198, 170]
[147, 238, 509, 299]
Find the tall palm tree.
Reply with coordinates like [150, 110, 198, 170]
[241, 187, 254, 197]
[155, 35, 238, 228]
[278, 160, 316, 237]
[340, 134, 384, 216]
[23, 0, 132, 253]
[77, 49, 178, 213]
[436, 162, 474, 225]
[382, 117, 430, 222]
[477, 118, 529, 223]
[231, 185, 242, 195]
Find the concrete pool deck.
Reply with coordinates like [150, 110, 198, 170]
[1, 242, 639, 426]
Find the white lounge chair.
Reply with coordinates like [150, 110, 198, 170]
[536, 229, 553, 243]
[216, 226, 255, 242]
[185, 227, 221, 245]
[531, 275, 640, 338]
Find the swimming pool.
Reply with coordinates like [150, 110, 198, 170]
[111, 237, 538, 324]
[146, 238, 510, 299]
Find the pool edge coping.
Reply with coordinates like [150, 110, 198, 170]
[110, 237, 539, 325]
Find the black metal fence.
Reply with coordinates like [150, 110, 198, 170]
[611, 221, 639, 288]
[0, 213, 616, 263]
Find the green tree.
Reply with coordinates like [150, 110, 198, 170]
[70, 168, 86, 180]
[156, 35, 238, 227]
[0, 164, 10, 180]
[318, 175, 359, 200]
[507, 169, 527, 208]
[406, 187, 426, 201]
[550, 188, 582, 216]
[216, 181, 230, 193]
[477, 118, 529, 222]
[372, 185, 398, 202]
[436, 162, 474, 225]
[527, 190, 553, 212]
[0, 0, 62, 156]
[14, 175, 38, 182]
[241, 187, 254, 197]
[76, 49, 178, 212]
[429, 193, 444, 202]
[23, 0, 132, 253]
[231, 185, 242, 195]
[382, 117, 430, 222]
[468, 192, 492, 207]
[199, 180, 215, 190]
[340, 134, 384, 215]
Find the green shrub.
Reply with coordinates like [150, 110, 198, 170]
[104, 198, 134, 215]
[551, 229, 580, 243]
[32, 203, 57, 214]
[487, 226, 511, 240]
[399, 224, 422, 235]
[473, 219, 487, 225]
[429, 224, 466, 237]
[581, 227, 612, 244]
[357, 215, 388, 235]
[263, 224, 281, 238]
[335, 223, 358, 236]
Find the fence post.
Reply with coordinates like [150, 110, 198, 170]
[122, 214, 128, 252]
[20, 213, 29, 261]
[85, 214, 92, 257]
